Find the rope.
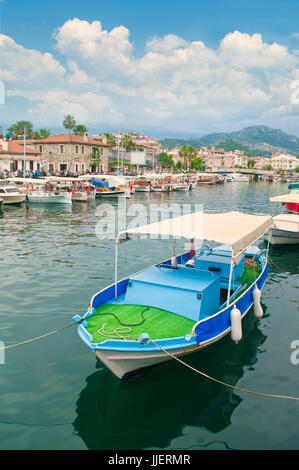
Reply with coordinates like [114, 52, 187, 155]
[0, 321, 77, 352]
[149, 339, 299, 402]
[0, 307, 150, 352]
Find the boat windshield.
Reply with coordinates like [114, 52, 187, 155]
[5, 187, 21, 193]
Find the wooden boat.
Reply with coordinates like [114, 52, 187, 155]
[75, 211, 272, 380]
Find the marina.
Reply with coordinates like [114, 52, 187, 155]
[0, 180, 298, 450]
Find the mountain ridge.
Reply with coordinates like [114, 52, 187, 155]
[159, 125, 299, 157]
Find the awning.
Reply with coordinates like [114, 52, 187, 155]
[269, 193, 299, 203]
[119, 211, 273, 259]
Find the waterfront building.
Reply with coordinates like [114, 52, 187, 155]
[268, 153, 298, 171]
[0, 139, 41, 173]
[30, 134, 111, 174]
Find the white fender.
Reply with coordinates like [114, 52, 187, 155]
[230, 305, 242, 344]
[253, 285, 263, 319]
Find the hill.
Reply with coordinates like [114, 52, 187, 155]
[160, 125, 299, 157]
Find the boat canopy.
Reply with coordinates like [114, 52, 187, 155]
[118, 211, 273, 259]
[269, 193, 299, 203]
[89, 178, 109, 189]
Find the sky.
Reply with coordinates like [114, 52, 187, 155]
[1, 0, 299, 138]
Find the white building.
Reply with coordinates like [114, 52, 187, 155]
[268, 153, 298, 171]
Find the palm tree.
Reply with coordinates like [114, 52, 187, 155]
[120, 134, 136, 152]
[178, 145, 197, 170]
[8, 121, 34, 139]
[74, 124, 88, 136]
[103, 132, 116, 147]
[63, 115, 76, 136]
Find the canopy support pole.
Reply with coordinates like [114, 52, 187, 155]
[227, 258, 234, 307]
[115, 234, 120, 299]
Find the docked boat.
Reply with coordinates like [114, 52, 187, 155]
[268, 192, 299, 245]
[133, 178, 151, 192]
[230, 173, 250, 182]
[7, 178, 72, 204]
[89, 176, 131, 198]
[74, 211, 272, 380]
[0, 182, 26, 205]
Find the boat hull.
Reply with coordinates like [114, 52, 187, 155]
[269, 228, 299, 245]
[1, 194, 26, 205]
[95, 343, 199, 380]
[27, 192, 72, 204]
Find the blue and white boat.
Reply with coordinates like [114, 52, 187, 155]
[75, 211, 273, 380]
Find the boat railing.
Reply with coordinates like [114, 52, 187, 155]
[157, 262, 215, 277]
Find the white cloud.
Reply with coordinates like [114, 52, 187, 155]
[1, 20, 299, 134]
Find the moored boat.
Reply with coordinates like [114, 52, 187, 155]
[74, 211, 272, 380]
[0, 182, 26, 205]
[268, 192, 299, 245]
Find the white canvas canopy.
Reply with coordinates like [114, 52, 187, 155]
[269, 193, 299, 203]
[118, 211, 273, 259]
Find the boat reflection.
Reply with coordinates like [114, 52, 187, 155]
[73, 307, 267, 450]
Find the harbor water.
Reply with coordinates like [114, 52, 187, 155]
[0, 182, 298, 450]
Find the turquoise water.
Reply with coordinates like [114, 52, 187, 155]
[0, 182, 298, 450]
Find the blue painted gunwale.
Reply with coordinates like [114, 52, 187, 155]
[76, 250, 268, 353]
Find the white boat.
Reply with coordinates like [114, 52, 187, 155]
[230, 173, 250, 182]
[269, 214, 299, 245]
[0, 182, 26, 205]
[268, 192, 299, 245]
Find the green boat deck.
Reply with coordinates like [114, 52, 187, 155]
[86, 303, 196, 344]
[86, 264, 261, 344]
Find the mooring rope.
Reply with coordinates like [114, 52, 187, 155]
[149, 339, 299, 402]
[1, 306, 298, 402]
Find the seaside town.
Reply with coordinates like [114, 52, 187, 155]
[0, 117, 298, 181]
[1, 0, 299, 455]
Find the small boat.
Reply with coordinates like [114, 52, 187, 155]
[74, 211, 272, 380]
[133, 178, 151, 192]
[90, 177, 131, 198]
[268, 192, 299, 245]
[230, 173, 250, 182]
[0, 182, 26, 205]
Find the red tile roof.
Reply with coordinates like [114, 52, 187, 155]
[33, 134, 111, 147]
[0, 141, 41, 155]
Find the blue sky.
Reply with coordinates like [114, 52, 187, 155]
[1, 0, 299, 137]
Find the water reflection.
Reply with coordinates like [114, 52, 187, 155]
[74, 308, 267, 450]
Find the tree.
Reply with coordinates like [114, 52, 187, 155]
[63, 115, 76, 136]
[120, 134, 136, 152]
[89, 147, 102, 172]
[176, 160, 182, 170]
[74, 124, 88, 136]
[178, 145, 198, 169]
[33, 129, 51, 139]
[159, 152, 174, 168]
[103, 132, 116, 146]
[263, 164, 273, 171]
[247, 159, 255, 169]
[295, 166, 299, 173]
[191, 156, 204, 170]
[8, 121, 34, 139]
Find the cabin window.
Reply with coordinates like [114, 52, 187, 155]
[0, 189, 5, 193]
